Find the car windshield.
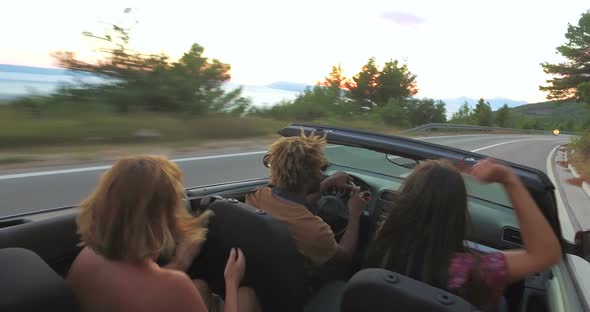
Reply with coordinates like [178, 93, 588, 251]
[325, 144, 414, 178]
[325, 144, 512, 207]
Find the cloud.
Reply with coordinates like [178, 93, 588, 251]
[382, 11, 425, 27]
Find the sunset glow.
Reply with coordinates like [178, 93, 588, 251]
[1, 0, 588, 102]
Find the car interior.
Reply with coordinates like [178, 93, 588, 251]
[0, 127, 567, 311]
[0, 167, 559, 312]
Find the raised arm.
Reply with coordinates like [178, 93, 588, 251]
[470, 158, 562, 283]
[326, 188, 368, 267]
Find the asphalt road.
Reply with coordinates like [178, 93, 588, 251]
[0, 134, 573, 218]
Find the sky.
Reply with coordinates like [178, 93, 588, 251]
[1, 0, 588, 102]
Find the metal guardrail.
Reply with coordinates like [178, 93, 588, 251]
[400, 123, 578, 135]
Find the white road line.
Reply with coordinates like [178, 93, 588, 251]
[417, 134, 498, 140]
[416, 134, 539, 140]
[164, 151, 266, 163]
[546, 145, 575, 243]
[470, 138, 542, 153]
[0, 151, 267, 181]
[0, 165, 112, 180]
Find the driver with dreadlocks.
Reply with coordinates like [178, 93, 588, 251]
[246, 132, 368, 270]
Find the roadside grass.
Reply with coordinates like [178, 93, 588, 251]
[0, 105, 409, 150]
[0, 106, 287, 148]
[0, 156, 40, 165]
[1, 103, 569, 169]
[567, 132, 590, 184]
[0, 107, 405, 167]
[310, 116, 403, 134]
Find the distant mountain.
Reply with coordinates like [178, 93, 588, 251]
[511, 100, 588, 121]
[0, 64, 67, 76]
[266, 81, 311, 93]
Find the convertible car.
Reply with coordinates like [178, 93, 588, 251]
[1, 123, 589, 312]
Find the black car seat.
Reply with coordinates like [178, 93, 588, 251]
[341, 268, 479, 312]
[0, 247, 79, 312]
[189, 196, 307, 312]
[304, 280, 347, 312]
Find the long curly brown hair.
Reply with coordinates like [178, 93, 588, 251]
[365, 159, 468, 288]
[76, 155, 210, 262]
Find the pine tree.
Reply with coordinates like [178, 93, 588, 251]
[540, 11, 590, 101]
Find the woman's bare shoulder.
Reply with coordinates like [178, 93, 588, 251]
[155, 268, 198, 295]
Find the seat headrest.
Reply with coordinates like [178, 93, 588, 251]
[341, 268, 476, 312]
[190, 198, 306, 312]
[0, 248, 79, 312]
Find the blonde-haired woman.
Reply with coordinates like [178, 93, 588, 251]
[67, 155, 259, 312]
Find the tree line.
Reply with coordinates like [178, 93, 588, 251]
[252, 60, 447, 128]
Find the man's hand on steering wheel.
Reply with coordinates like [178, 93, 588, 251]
[348, 187, 369, 219]
[320, 171, 355, 194]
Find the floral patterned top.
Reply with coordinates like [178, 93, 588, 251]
[447, 252, 508, 311]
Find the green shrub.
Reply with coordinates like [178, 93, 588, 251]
[0, 107, 283, 148]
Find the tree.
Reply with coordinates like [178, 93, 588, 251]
[51, 8, 247, 114]
[473, 98, 493, 126]
[319, 64, 347, 97]
[169, 43, 242, 114]
[376, 59, 418, 104]
[380, 99, 409, 127]
[347, 58, 418, 107]
[433, 100, 447, 123]
[540, 10, 590, 101]
[255, 84, 358, 121]
[495, 104, 512, 127]
[451, 101, 473, 123]
[579, 81, 590, 104]
[347, 57, 380, 105]
[405, 98, 447, 126]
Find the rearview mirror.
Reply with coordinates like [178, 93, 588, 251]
[386, 155, 419, 169]
[263, 153, 271, 168]
[576, 230, 590, 261]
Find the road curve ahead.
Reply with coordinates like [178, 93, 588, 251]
[0, 134, 572, 217]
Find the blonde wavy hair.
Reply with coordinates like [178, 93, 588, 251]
[76, 155, 210, 262]
[268, 131, 327, 194]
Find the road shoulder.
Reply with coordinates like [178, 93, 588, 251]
[550, 145, 590, 239]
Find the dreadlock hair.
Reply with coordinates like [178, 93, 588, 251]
[268, 130, 327, 194]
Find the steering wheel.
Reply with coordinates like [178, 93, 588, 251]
[319, 179, 372, 240]
[324, 179, 372, 202]
[328, 179, 357, 198]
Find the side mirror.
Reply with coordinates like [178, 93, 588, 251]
[263, 153, 271, 168]
[576, 230, 590, 261]
[386, 155, 419, 169]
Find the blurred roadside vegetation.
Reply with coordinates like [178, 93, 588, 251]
[1, 10, 438, 149]
[569, 134, 590, 182]
[3, 8, 589, 153]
